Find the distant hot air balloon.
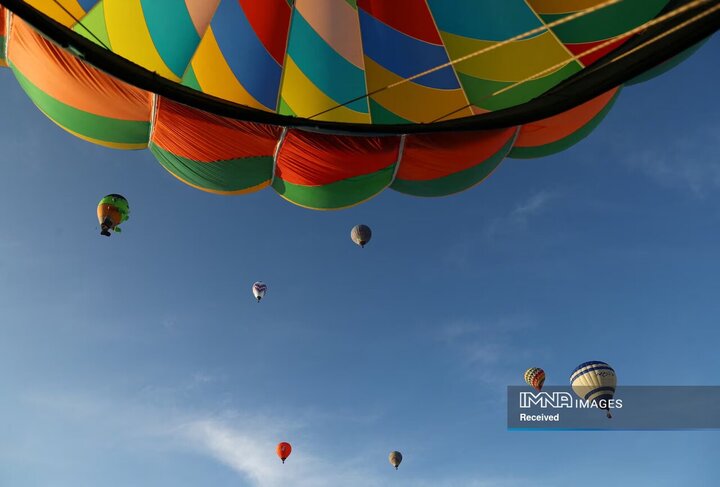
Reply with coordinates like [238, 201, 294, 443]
[351, 225, 372, 248]
[570, 361, 617, 419]
[389, 451, 402, 470]
[276, 442, 292, 464]
[524, 367, 545, 392]
[252, 282, 267, 302]
[97, 194, 129, 237]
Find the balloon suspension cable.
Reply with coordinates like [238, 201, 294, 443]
[308, 0, 713, 122]
[51, 0, 110, 51]
[431, 0, 719, 122]
[601, 1, 720, 68]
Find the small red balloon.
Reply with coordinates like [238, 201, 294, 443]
[276, 442, 292, 463]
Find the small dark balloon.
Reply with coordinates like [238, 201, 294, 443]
[351, 224, 372, 248]
[389, 451, 402, 470]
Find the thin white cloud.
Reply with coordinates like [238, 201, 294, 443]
[437, 316, 536, 383]
[17, 389, 381, 487]
[176, 417, 383, 487]
[511, 190, 555, 219]
[15, 388, 529, 487]
[177, 418, 283, 486]
[620, 125, 720, 195]
[488, 190, 556, 236]
[443, 190, 558, 268]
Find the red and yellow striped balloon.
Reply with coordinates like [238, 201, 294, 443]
[524, 367, 546, 392]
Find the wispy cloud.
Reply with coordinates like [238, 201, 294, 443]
[17, 388, 381, 487]
[438, 315, 536, 386]
[443, 190, 558, 268]
[511, 190, 555, 219]
[15, 388, 529, 487]
[485, 190, 557, 239]
[176, 417, 382, 487]
[620, 125, 720, 196]
[175, 417, 288, 486]
[179, 417, 536, 487]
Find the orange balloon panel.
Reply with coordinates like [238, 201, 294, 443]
[97, 204, 122, 227]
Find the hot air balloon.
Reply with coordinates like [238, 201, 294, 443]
[570, 361, 617, 419]
[0, 2, 716, 210]
[524, 367, 545, 392]
[276, 442, 292, 464]
[252, 282, 267, 302]
[97, 194, 129, 237]
[351, 224, 372, 248]
[389, 451, 402, 470]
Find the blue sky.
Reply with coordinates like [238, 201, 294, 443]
[0, 35, 719, 487]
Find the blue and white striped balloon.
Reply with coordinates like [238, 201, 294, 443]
[570, 361, 617, 418]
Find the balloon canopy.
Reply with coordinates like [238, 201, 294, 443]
[351, 224, 372, 248]
[97, 193, 129, 236]
[570, 361, 617, 418]
[389, 450, 403, 470]
[252, 281, 267, 302]
[276, 442, 292, 463]
[0, 1, 717, 209]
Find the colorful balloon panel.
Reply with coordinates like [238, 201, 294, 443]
[273, 131, 400, 210]
[8, 17, 152, 149]
[510, 88, 621, 159]
[7, 0, 675, 122]
[283, 1, 370, 123]
[394, 128, 517, 197]
[24, 0, 90, 26]
[149, 97, 279, 195]
[0, 7, 6, 66]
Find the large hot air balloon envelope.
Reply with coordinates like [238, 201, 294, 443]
[524, 367, 546, 392]
[97, 194, 129, 237]
[276, 442, 291, 464]
[570, 361, 617, 418]
[0, 1, 717, 210]
[389, 451, 402, 470]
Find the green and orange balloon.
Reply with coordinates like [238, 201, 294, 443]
[97, 194, 129, 237]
